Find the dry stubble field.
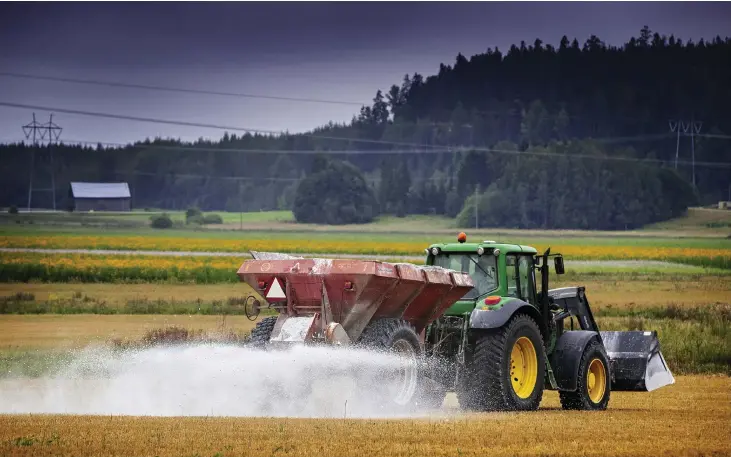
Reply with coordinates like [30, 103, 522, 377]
[0, 376, 729, 457]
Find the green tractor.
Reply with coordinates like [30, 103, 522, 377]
[418, 233, 675, 411]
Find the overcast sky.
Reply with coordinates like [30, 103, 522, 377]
[1, 2, 729, 144]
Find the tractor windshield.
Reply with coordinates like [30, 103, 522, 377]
[433, 253, 498, 299]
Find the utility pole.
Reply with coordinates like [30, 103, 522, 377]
[690, 117, 702, 188]
[669, 120, 686, 170]
[669, 117, 701, 186]
[474, 184, 480, 230]
[44, 114, 60, 210]
[22, 113, 61, 211]
[239, 181, 244, 231]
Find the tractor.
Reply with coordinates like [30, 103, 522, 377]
[239, 234, 674, 412]
[417, 233, 674, 411]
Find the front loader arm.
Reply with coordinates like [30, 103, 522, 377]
[547, 286, 601, 336]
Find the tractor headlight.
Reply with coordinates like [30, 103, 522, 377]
[493, 248, 500, 256]
[477, 247, 484, 256]
[430, 247, 440, 256]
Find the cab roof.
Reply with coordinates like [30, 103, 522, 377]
[427, 238, 538, 255]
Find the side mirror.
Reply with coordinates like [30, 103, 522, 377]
[554, 256, 565, 275]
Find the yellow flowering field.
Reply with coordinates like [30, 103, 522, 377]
[0, 235, 416, 255]
[532, 244, 731, 269]
[0, 249, 729, 285]
[1, 234, 729, 268]
[0, 253, 245, 283]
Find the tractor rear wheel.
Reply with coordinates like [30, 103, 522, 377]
[468, 313, 546, 411]
[357, 318, 422, 408]
[248, 316, 277, 348]
[559, 339, 611, 410]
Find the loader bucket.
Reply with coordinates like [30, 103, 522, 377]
[600, 330, 675, 392]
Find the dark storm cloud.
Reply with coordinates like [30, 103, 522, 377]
[0, 2, 729, 143]
[5, 2, 728, 67]
[3, 2, 453, 67]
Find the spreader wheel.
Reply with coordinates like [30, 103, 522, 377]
[248, 316, 277, 348]
[559, 339, 611, 410]
[357, 318, 422, 408]
[470, 313, 546, 411]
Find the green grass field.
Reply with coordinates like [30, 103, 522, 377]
[3, 207, 730, 238]
[1, 209, 295, 224]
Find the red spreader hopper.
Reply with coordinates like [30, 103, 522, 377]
[237, 253, 474, 345]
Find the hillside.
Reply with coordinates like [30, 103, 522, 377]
[1, 27, 728, 229]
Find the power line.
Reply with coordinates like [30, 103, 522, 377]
[6, 71, 728, 126]
[0, 101, 446, 149]
[0, 100, 681, 151]
[1, 102, 729, 168]
[117, 170, 300, 182]
[2, 134, 729, 169]
[697, 132, 731, 140]
[0, 101, 694, 151]
[0, 71, 366, 106]
[0, 72, 639, 121]
[22, 137, 456, 155]
[113, 169, 444, 184]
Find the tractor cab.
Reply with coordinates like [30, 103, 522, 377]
[424, 232, 560, 315]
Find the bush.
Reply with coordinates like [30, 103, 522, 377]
[150, 213, 173, 229]
[8, 205, 18, 214]
[187, 214, 205, 225]
[185, 207, 202, 224]
[203, 213, 223, 224]
[293, 158, 378, 225]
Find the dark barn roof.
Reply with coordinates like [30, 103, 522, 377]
[70, 182, 131, 199]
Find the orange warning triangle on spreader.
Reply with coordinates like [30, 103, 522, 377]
[266, 277, 286, 300]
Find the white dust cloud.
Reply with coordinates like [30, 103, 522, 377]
[0, 344, 447, 418]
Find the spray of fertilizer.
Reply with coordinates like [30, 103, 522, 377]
[0, 343, 443, 418]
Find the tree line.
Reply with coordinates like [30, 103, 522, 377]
[0, 26, 728, 229]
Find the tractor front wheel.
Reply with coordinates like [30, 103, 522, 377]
[468, 313, 546, 411]
[559, 339, 611, 410]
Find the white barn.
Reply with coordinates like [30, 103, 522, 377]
[69, 182, 131, 212]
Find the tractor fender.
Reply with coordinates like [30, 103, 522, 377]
[550, 330, 602, 391]
[469, 298, 547, 339]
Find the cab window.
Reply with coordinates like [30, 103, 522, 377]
[432, 253, 498, 299]
[506, 254, 536, 304]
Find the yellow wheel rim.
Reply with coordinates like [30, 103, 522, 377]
[510, 336, 538, 399]
[587, 358, 607, 403]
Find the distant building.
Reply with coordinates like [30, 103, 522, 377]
[69, 182, 131, 212]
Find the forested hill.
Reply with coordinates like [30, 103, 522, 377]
[1, 27, 729, 229]
[389, 27, 731, 142]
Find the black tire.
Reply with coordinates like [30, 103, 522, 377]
[468, 313, 546, 411]
[248, 316, 277, 348]
[559, 339, 611, 410]
[357, 319, 422, 408]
